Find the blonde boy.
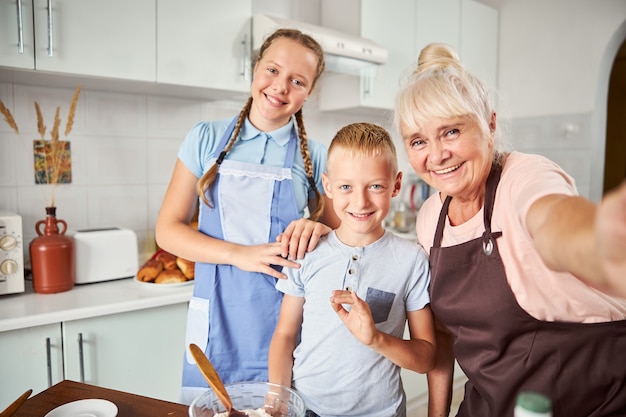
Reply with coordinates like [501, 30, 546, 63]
[269, 122, 435, 417]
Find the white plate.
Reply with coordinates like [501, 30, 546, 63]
[134, 276, 193, 288]
[44, 399, 118, 417]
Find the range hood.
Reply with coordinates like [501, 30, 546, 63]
[251, 14, 388, 75]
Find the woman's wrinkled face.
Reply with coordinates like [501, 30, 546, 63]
[401, 114, 494, 202]
[249, 37, 318, 132]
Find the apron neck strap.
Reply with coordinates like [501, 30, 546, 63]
[432, 160, 503, 249]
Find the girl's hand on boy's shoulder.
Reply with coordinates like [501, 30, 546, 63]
[232, 242, 300, 280]
[277, 219, 332, 260]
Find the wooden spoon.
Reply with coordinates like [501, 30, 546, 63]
[0, 389, 32, 417]
[188, 344, 248, 417]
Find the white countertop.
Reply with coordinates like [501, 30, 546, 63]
[0, 278, 193, 332]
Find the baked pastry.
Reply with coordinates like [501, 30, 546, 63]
[137, 259, 164, 282]
[155, 268, 187, 284]
[176, 257, 195, 279]
[155, 250, 178, 270]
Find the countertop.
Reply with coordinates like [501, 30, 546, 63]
[0, 278, 193, 332]
[12, 380, 188, 417]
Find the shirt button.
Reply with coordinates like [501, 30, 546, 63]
[352, 255, 359, 261]
[348, 268, 355, 275]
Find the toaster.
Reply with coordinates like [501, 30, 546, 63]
[73, 227, 139, 284]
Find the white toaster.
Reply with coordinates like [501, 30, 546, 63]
[73, 227, 139, 284]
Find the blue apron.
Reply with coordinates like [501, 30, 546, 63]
[180, 117, 300, 404]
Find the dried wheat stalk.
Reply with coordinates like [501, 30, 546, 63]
[34, 101, 46, 140]
[64, 85, 81, 137]
[0, 100, 19, 134]
[49, 106, 62, 185]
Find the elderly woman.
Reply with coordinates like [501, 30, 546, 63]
[394, 43, 626, 417]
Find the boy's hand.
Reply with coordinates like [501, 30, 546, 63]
[330, 290, 378, 346]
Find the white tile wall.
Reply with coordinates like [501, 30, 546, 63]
[0, 80, 383, 265]
[0, 79, 594, 266]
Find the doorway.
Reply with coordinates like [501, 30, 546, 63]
[604, 39, 626, 194]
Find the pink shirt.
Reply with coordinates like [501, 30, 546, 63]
[416, 152, 626, 323]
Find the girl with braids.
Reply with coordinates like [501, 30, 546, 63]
[155, 28, 339, 404]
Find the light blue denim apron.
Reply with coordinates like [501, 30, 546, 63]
[180, 117, 300, 404]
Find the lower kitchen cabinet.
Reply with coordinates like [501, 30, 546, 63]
[0, 302, 188, 408]
[63, 302, 188, 402]
[0, 323, 64, 406]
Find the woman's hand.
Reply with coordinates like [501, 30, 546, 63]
[276, 218, 332, 261]
[330, 290, 378, 346]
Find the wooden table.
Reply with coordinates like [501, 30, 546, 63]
[12, 380, 189, 417]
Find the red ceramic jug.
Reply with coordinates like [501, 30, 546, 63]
[30, 206, 75, 294]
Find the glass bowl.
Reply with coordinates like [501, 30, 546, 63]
[188, 382, 306, 417]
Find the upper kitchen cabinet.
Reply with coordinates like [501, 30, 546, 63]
[0, 0, 35, 69]
[460, 0, 499, 93]
[31, 0, 156, 81]
[319, 0, 412, 115]
[318, 0, 498, 115]
[157, 0, 252, 98]
[1, 0, 155, 81]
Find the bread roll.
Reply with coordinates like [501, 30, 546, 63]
[155, 250, 178, 270]
[176, 257, 195, 279]
[137, 259, 164, 282]
[155, 268, 187, 284]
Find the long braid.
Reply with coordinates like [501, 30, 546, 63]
[294, 109, 324, 221]
[196, 97, 253, 207]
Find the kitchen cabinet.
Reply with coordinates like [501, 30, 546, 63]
[157, 0, 252, 96]
[460, 0, 499, 93]
[319, 0, 414, 115]
[63, 302, 188, 402]
[0, 323, 64, 404]
[0, 0, 35, 69]
[318, 0, 498, 115]
[0, 0, 155, 81]
[0, 302, 188, 406]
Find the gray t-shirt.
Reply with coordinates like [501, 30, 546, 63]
[276, 231, 431, 417]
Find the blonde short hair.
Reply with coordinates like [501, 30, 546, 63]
[327, 122, 398, 175]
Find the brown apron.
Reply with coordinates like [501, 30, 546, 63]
[429, 163, 626, 417]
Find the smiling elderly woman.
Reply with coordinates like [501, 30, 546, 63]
[394, 42, 626, 417]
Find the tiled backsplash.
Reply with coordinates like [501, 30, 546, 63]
[0, 81, 593, 266]
[507, 112, 593, 198]
[0, 81, 386, 264]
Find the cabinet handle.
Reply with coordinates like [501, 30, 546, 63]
[78, 332, 85, 383]
[362, 66, 376, 99]
[46, 0, 53, 58]
[16, 0, 24, 54]
[241, 33, 250, 82]
[45, 337, 52, 387]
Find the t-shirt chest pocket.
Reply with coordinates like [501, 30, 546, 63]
[366, 287, 396, 323]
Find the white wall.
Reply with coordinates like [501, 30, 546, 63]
[498, 0, 626, 117]
[497, 0, 626, 201]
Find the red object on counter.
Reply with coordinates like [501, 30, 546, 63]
[29, 206, 75, 294]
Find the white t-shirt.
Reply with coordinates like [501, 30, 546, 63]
[277, 231, 431, 417]
[416, 152, 626, 323]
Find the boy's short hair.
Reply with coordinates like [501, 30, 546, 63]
[327, 122, 398, 174]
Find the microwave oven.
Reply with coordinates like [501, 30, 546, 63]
[0, 210, 25, 295]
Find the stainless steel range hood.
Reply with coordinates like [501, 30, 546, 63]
[251, 14, 388, 75]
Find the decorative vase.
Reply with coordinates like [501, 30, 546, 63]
[30, 206, 75, 294]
